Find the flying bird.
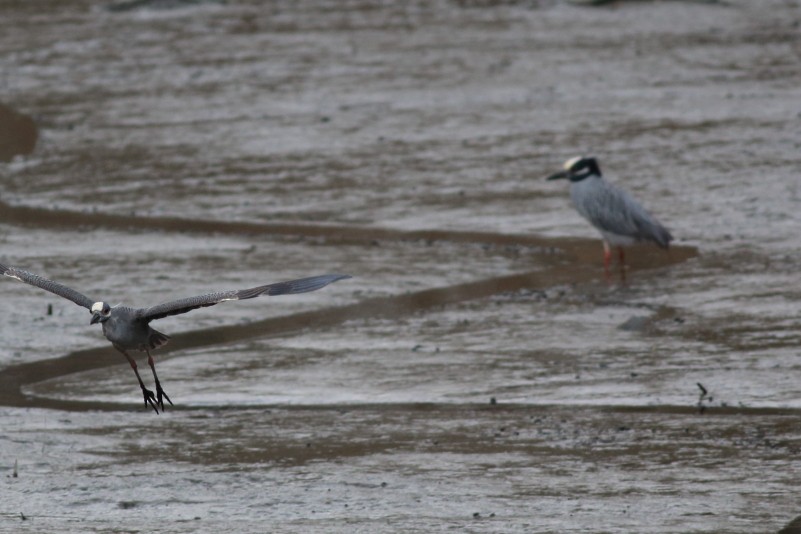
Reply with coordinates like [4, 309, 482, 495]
[0, 262, 350, 413]
[547, 156, 673, 273]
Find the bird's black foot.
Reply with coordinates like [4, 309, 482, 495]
[154, 378, 173, 411]
[141, 386, 159, 414]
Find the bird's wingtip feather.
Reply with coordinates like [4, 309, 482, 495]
[0, 264, 22, 281]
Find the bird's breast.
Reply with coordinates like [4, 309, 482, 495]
[101, 314, 151, 351]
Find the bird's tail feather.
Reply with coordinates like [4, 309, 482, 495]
[654, 224, 674, 249]
[148, 328, 171, 350]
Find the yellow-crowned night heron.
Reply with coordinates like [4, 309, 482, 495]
[547, 156, 673, 272]
[0, 263, 350, 413]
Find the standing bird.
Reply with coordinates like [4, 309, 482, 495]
[546, 156, 673, 274]
[0, 262, 350, 413]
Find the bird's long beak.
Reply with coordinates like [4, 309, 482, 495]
[90, 312, 102, 325]
[546, 170, 570, 181]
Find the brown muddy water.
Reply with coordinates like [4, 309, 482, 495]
[1, 0, 801, 532]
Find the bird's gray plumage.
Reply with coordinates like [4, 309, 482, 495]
[104, 306, 171, 352]
[0, 262, 94, 309]
[569, 174, 672, 248]
[547, 156, 672, 249]
[1, 263, 351, 413]
[138, 274, 348, 322]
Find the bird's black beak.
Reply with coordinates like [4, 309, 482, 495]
[546, 170, 570, 181]
[90, 313, 102, 325]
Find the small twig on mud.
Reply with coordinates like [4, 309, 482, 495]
[696, 382, 712, 414]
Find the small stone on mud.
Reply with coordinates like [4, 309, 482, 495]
[618, 316, 650, 332]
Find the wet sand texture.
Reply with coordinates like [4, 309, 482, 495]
[2, 1, 801, 532]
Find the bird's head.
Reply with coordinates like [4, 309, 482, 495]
[90, 301, 111, 325]
[546, 156, 601, 182]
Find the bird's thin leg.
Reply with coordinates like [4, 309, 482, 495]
[118, 348, 158, 414]
[603, 242, 612, 273]
[617, 246, 627, 283]
[147, 350, 173, 410]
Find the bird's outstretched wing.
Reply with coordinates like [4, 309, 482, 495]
[0, 262, 95, 310]
[137, 273, 351, 322]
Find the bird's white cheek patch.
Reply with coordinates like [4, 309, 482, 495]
[91, 302, 104, 313]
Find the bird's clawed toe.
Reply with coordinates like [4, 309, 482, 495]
[141, 386, 159, 414]
[138, 382, 172, 414]
[154, 379, 173, 411]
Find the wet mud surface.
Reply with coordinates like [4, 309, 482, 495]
[0, 104, 37, 163]
[2, 0, 801, 532]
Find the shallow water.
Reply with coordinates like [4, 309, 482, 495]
[1, 0, 801, 532]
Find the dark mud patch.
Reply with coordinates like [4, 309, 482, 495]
[0, 198, 696, 265]
[779, 514, 801, 534]
[0, 247, 692, 411]
[0, 197, 696, 413]
[0, 104, 37, 162]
